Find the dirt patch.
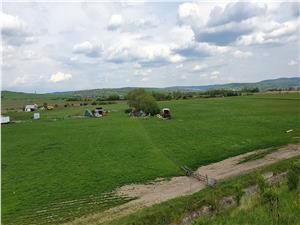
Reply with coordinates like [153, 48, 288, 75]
[64, 143, 300, 225]
[195, 144, 299, 180]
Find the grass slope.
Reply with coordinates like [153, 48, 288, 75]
[195, 185, 300, 225]
[2, 93, 300, 224]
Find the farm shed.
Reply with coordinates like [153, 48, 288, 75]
[25, 104, 38, 112]
[1, 116, 10, 124]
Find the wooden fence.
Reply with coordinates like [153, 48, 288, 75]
[181, 165, 217, 188]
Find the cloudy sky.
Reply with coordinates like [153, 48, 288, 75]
[1, 1, 299, 93]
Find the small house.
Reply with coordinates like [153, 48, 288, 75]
[33, 113, 40, 120]
[1, 116, 10, 124]
[25, 104, 38, 112]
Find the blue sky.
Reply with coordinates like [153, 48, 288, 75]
[1, 1, 299, 93]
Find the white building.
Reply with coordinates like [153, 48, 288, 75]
[25, 104, 38, 112]
[1, 116, 10, 124]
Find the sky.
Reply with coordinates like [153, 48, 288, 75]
[1, 1, 299, 93]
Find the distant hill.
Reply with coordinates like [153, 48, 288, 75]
[51, 87, 162, 97]
[2, 77, 299, 98]
[51, 77, 299, 97]
[167, 77, 300, 92]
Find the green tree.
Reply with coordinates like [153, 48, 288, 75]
[127, 88, 160, 115]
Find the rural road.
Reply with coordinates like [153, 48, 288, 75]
[64, 143, 300, 225]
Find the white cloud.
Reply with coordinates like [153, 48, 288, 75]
[107, 14, 159, 32]
[106, 33, 185, 64]
[232, 50, 253, 59]
[288, 59, 298, 66]
[211, 71, 220, 75]
[107, 14, 124, 30]
[0, 11, 26, 35]
[178, 2, 204, 29]
[207, 2, 267, 26]
[0, 11, 36, 46]
[141, 77, 149, 82]
[49, 72, 72, 82]
[210, 71, 220, 79]
[193, 64, 207, 71]
[72, 41, 103, 57]
[180, 74, 187, 80]
[173, 40, 252, 59]
[134, 68, 151, 77]
[237, 19, 299, 46]
[176, 64, 183, 69]
[12, 75, 27, 85]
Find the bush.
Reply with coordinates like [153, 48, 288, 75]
[206, 190, 220, 212]
[125, 108, 133, 114]
[287, 162, 300, 191]
[256, 174, 268, 193]
[107, 94, 120, 101]
[261, 188, 280, 225]
[234, 183, 244, 206]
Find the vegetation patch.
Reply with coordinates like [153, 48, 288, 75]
[238, 147, 278, 164]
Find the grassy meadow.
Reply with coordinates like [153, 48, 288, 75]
[1, 92, 300, 224]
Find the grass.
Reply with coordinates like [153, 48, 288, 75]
[194, 182, 300, 225]
[2, 92, 300, 224]
[107, 157, 300, 225]
[238, 146, 278, 164]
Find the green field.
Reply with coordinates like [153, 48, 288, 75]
[2, 92, 300, 224]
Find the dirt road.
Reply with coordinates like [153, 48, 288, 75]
[64, 143, 300, 225]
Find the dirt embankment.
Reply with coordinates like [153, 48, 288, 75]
[64, 143, 300, 225]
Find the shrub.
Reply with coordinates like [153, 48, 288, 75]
[261, 188, 280, 225]
[125, 108, 133, 114]
[234, 183, 244, 206]
[107, 94, 120, 101]
[206, 190, 220, 212]
[287, 162, 300, 191]
[256, 174, 268, 193]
